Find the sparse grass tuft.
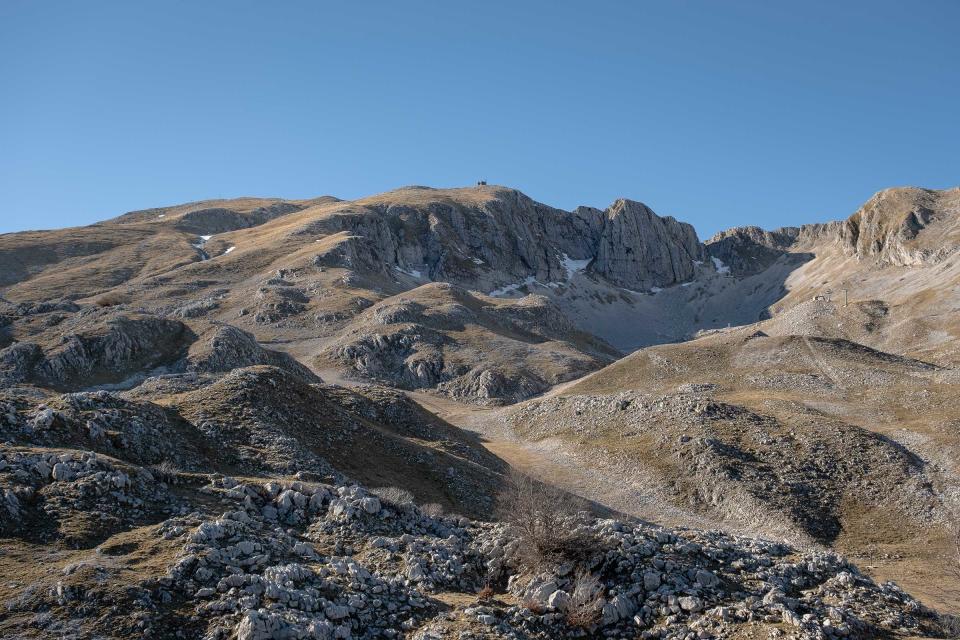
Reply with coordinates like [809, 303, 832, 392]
[939, 613, 960, 638]
[93, 292, 127, 307]
[562, 571, 605, 629]
[371, 486, 415, 508]
[521, 596, 546, 615]
[149, 460, 181, 485]
[419, 502, 445, 517]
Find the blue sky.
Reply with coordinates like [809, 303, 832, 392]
[1, 1, 958, 237]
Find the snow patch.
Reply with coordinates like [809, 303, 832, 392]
[224, 246, 236, 255]
[560, 253, 591, 281]
[471, 257, 485, 265]
[394, 265, 424, 279]
[650, 286, 663, 294]
[489, 276, 537, 297]
[192, 234, 213, 260]
[711, 256, 730, 275]
[157, 214, 165, 219]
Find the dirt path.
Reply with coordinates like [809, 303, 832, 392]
[802, 335, 845, 388]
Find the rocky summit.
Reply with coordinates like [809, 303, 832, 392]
[1, 184, 959, 639]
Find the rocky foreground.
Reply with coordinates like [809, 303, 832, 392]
[0, 441, 948, 639]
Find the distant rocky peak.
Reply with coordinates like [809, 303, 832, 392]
[703, 186, 960, 275]
[308, 187, 707, 294]
[591, 198, 703, 290]
[839, 186, 960, 266]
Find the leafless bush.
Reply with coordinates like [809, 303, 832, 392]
[939, 613, 960, 637]
[149, 460, 181, 484]
[476, 584, 495, 602]
[496, 468, 597, 571]
[93, 292, 126, 307]
[520, 595, 546, 615]
[419, 502, 445, 517]
[371, 486, 415, 508]
[562, 571, 605, 628]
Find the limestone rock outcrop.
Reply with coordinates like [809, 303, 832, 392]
[0, 310, 194, 389]
[187, 324, 320, 382]
[302, 187, 704, 293]
[592, 198, 703, 290]
[838, 186, 960, 265]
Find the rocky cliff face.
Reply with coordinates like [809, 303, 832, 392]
[705, 187, 960, 275]
[0, 306, 319, 390]
[305, 187, 704, 293]
[705, 222, 840, 277]
[187, 324, 320, 382]
[838, 187, 960, 265]
[592, 199, 703, 290]
[26, 312, 193, 389]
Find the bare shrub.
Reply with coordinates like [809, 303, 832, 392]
[520, 596, 546, 615]
[496, 468, 597, 571]
[419, 502, 445, 517]
[93, 292, 126, 307]
[562, 571, 604, 628]
[476, 584, 495, 602]
[149, 460, 181, 485]
[371, 486, 415, 508]
[939, 613, 960, 638]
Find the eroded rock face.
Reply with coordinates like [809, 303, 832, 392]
[839, 186, 960, 265]
[188, 325, 320, 383]
[0, 310, 194, 390]
[592, 199, 704, 291]
[321, 285, 617, 402]
[706, 226, 806, 277]
[170, 202, 307, 236]
[38, 314, 193, 386]
[301, 188, 704, 293]
[706, 187, 960, 274]
[1, 391, 206, 469]
[436, 367, 549, 403]
[0, 342, 43, 386]
[705, 223, 843, 277]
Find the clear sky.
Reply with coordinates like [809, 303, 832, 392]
[1, 1, 958, 238]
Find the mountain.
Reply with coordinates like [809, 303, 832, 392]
[1, 184, 959, 638]
[0, 185, 705, 402]
[705, 187, 960, 365]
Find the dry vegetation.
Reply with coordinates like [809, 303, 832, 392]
[496, 469, 600, 574]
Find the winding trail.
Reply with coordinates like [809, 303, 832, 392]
[801, 336, 844, 388]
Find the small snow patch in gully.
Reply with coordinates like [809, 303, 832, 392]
[711, 256, 730, 274]
[489, 276, 538, 297]
[192, 235, 213, 260]
[394, 265, 424, 279]
[560, 253, 591, 281]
